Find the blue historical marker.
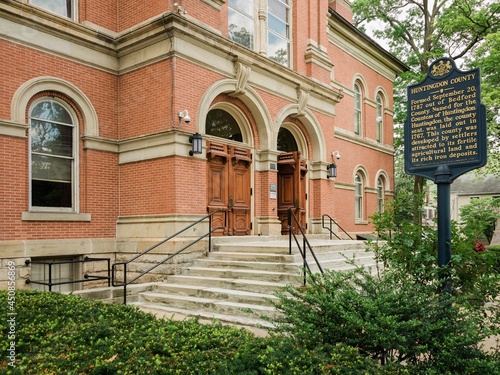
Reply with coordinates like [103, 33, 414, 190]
[404, 58, 487, 285]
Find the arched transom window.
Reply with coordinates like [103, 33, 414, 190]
[206, 109, 243, 142]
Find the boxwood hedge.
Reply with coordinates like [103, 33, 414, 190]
[0, 290, 401, 374]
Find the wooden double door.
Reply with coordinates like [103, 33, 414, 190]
[278, 151, 308, 234]
[206, 141, 252, 236]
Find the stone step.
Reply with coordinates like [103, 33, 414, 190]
[150, 282, 278, 306]
[192, 258, 298, 272]
[213, 239, 367, 254]
[138, 291, 278, 319]
[207, 251, 294, 262]
[132, 302, 274, 332]
[179, 266, 302, 283]
[165, 274, 289, 294]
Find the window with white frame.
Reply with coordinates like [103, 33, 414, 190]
[30, 0, 75, 19]
[355, 173, 363, 220]
[228, 0, 291, 67]
[377, 176, 385, 213]
[376, 93, 383, 143]
[354, 82, 362, 135]
[30, 99, 77, 211]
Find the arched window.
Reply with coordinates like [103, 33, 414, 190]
[277, 128, 298, 152]
[30, 99, 76, 210]
[355, 173, 363, 220]
[376, 93, 384, 143]
[354, 82, 362, 135]
[206, 109, 243, 142]
[377, 176, 385, 213]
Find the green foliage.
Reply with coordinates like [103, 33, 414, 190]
[459, 197, 500, 244]
[0, 291, 411, 374]
[268, 192, 500, 373]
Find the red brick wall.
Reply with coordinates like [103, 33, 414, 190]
[0, 40, 119, 240]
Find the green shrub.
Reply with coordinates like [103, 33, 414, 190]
[1, 290, 407, 374]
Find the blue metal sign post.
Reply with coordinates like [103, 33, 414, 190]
[404, 58, 487, 289]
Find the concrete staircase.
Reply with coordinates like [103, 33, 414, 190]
[131, 236, 376, 332]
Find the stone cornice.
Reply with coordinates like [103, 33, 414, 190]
[327, 9, 408, 81]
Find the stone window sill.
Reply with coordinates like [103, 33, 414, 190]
[22, 212, 91, 222]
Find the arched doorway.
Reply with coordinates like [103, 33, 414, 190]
[277, 128, 307, 234]
[205, 108, 252, 236]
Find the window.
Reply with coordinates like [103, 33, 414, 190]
[376, 93, 383, 143]
[206, 109, 243, 142]
[228, 0, 255, 49]
[277, 128, 298, 152]
[229, 0, 291, 67]
[30, 0, 74, 19]
[30, 258, 76, 292]
[267, 0, 290, 66]
[30, 99, 77, 211]
[377, 176, 384, 213]
[355, 173, 363, 220]
[354, 82, 362, 135]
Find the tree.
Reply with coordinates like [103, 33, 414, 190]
[470, 32, 500, 176]
[352, 0, 500, 215]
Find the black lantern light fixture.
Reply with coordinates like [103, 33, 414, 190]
[189, 133, 203, 156]
[327, 150, 340, 179]
[327, 163, 337, 179]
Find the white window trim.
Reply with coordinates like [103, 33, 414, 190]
[28, 97, 80, 214]
[355, 173, 363, 221]
[27, 0, 78, 21]
[229, 0, 292, 67]
[354, 82, 362, 135]
[376, 93, 383, 143]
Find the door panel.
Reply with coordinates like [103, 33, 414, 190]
[207, 141, 252, 236]
[207, 142, 229, 236]
[278, 151, 307, 234]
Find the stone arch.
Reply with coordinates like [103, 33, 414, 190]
[274, 104, 325, 161]
[11, 76, 99, 137]
[196, 79, 273, 150]
[375, 169, 391, 191]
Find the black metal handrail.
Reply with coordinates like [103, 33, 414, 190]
[112, 209, 226, 304]
[288, 208, 323, 285]
[322, 214, 354, 240]
[25, 257, 111, 291]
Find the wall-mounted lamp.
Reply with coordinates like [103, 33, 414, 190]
[189, 133, 203, 156]
[327, 163, 337, 179]
[178, 109, 191, 126]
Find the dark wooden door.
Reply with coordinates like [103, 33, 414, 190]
[278, 151, 307, 234]
[207, 141, 252, 236]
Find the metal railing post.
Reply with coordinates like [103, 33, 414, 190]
[288, 208, 292, 255]
[48, 262, 53, 292]
[123, 263, 127, 305]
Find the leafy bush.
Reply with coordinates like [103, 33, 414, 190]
[460, 197, 500, 244]
[269, 266, 500, 372]
[0, 290, 401, 374]
[267, 194, 500, 374]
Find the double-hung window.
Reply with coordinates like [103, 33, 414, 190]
[229, 0, 255, 49]
[354, 82, 362, 135]
[355, 173, 363, 220]
[376, 93, 383, 143]
[30, 0, 75, 19]
[229, 0, 291, 67]
[30, 99, 77, 211]
[267, 0, 290, 66]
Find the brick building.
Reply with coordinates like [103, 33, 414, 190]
[0, 0, 406, 290]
